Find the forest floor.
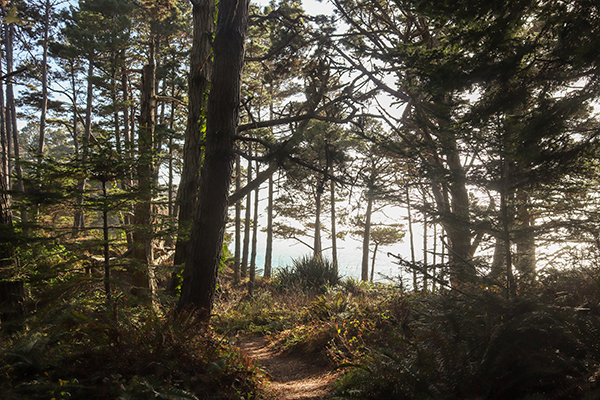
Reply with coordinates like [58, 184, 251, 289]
[238, 336, 339, 400]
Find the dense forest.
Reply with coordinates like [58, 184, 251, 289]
[1, 0, 600, 398]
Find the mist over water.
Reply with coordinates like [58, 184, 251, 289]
[233, 234, 408, 283]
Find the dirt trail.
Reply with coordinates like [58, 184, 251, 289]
[239, 336, 339, 400]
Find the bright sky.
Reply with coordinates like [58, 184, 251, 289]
[252, 0, 335, 15]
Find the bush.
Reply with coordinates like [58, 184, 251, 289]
[0, 302, 264, 399]
[333, 292, 600, 400]
[276, 256, 340, 292]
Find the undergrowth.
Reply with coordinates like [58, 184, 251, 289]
[214, 264, 600, 400]
[0, 299, 264, 399]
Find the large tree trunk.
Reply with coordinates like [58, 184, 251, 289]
[177, 0, 249, 318]
[173, 0, 215, 267]
[131, 61, 156, 293]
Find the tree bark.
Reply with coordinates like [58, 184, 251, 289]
[406, 186, 417, 290]
[314, 182, 323, 258]
[177, 0, 249, 318]
[173, 0, 215, 267]
[515, 189, 535, 283]
[131, 61, 156, 292]
[38, 0, 51, 163]
[241, 149, 252, 278]
[361, 190, 373, 282]
[5, 24, 26, 232]
[73, 57, 94, 236]
[264, 174, 273, 278]
[249, 160, 259, 295]
[330, 179, 338, 272]
[234, 153, 241, 283]
[370, 242, 379, 283]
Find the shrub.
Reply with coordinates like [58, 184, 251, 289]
[276, 255, 340, 292]
[0, 302, 264, 399]
[333, 292, 600, 400]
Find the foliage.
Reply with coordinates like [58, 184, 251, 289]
[276, 255, 340, 292]
[0, 302, 264, 399]
[333, 286, 600, 400]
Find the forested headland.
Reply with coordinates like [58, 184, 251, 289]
[1, 0, 600, 398]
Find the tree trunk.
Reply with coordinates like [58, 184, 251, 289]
[330, 179, 338, 272]
[249, 160, 259, 295]
[501, 160, 516, 298]
[233, 153, 242, 283]
[264, 174, 273, 278]
[173, 0, 215, 267]
[515, 189, 535, 284]
[361, 190, 373, 282]
[131, 61, 156, 293]
[0, 45, 13, 267]
[241, 149, 252, 278]
[38, 0, 50, 163]
[370, 242, 379, 283]
[73, 57, 94, 236]
[121, 72, 134, 247]
[177, 0, 249, 318]
[6, 24, 26, 233]
[314, 181, 323, 258]
[423, 208, 428, 291]
[406, 186, 417, 291]
[102, 180, 111, 301]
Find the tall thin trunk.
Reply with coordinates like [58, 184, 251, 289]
[0, 46, 13, 268]
[234, 153, 241, 283]
[406, 187, 417, 291]
[330, 179, 338, 271]
[6, 24, 26, 231]
[370, 242, 379, 283]
[241, 149, 252, 278]
[38, 0, 50, 163]
[423, 210, 428, 291]
[131, 57, 157, 293]
[361, 190, 373, 282]
[313, 182, 323, 258]
[112, 53, 121, 155]
[121, 72, 134, 246]
[432, 222, 437, 292]
[501, 159, 516, 298]
[102, 180, 111, 301]
[515, 189, 535, 283]
[249, 160, 259, 295]
[173, 0, 215, 267]
[177, 0, 250, 318]
[264, 174, 273, 278]
[73, 57, 94, 236]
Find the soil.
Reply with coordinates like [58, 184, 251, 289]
[238, 336, 339, 400]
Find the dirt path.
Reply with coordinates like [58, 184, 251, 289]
[239, 336, 339, 400]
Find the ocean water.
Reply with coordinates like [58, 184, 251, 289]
[233, 234, 409, 283]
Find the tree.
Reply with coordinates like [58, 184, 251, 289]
[173, 0, 214, 268]
[177, 0, 250, 317]
[369, 226, 403, 282]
